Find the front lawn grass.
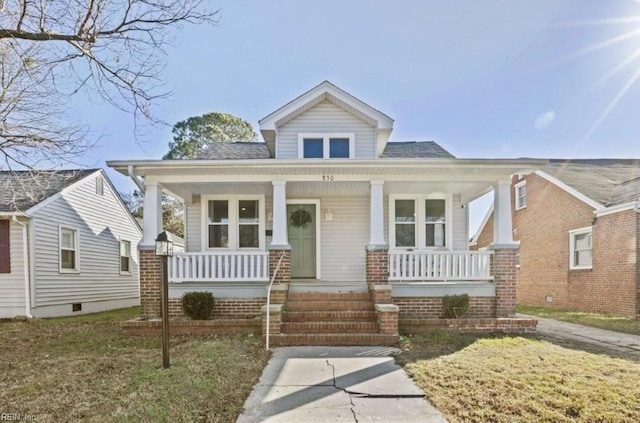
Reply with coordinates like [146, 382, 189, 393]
[397, 331, 640, 423]
[0, 307, 270, 422]
[518, 303, 640, 336]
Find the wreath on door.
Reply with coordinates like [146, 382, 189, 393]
[290, 208, 312, 228]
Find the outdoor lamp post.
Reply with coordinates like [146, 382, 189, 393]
[155, 231, 173, 369]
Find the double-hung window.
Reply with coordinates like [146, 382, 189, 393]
[298, 133, 354, 159]
[120, 240, 131, 273]
[60, 227, 79, 272]
[569, 227, 592, 269]
[515, 181, 527, 210]
[204, 196, 264, 250]
[390, 196, 449, 249]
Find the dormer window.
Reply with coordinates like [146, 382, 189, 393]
[298, 133, 354, 159]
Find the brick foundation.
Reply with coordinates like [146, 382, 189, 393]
[400, 317, 537, 335]
[366, 246, 389, 287]
[168, 297, 266, 319]
[122, 318, 261, 336]
[139, 249, 162, 319]
[492, 247, 518, 318]
[393, 296, 496, 319]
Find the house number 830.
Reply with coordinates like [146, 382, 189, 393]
[322, 175, 335, 181]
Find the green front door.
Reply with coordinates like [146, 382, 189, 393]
[288, 204, 316, 278]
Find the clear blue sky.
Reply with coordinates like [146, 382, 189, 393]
[75, 0, 640, 232]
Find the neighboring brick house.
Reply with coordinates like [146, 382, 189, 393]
[471, 159, 640, 320]
[110, 81, 542, 343]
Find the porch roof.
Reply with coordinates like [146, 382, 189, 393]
[109, 158, 546, 203]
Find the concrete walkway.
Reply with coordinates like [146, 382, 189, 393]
[236, 346, 447, 423]
[519, 314, 640, 359]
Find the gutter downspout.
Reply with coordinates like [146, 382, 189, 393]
[128, 165, 145, 192]
[12, 216, 32, 318]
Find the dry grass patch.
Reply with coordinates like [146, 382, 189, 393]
[0, 307, 270, 422]
[397, 332, 640, 423]
[518, 304, 640, 336]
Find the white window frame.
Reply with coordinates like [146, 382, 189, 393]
[59, 226, 80, 273]
[201, 195, 265, 251]
[388, 194, 452, 250]
[569, 227, 593, 270]
[514, 180, 527, 210]
[297, 133, 355, 159]
[119, 239, 131, 274]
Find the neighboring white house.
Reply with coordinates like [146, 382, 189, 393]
[0, 169, 142, 318]
[109, 81, 544, 342]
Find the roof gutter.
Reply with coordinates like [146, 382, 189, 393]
[11, 216, 32, 318]
[128, 165, 145, 192]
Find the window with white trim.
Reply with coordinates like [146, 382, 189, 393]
[60, 227, 79, 272]
[390, 195, 450, 249]
[298, 133, 354, 159]
[515, 181, 527, 210]
[120, 240, 131, 273]
[569, 227, 592, 269]
[204, 197, 264, 249]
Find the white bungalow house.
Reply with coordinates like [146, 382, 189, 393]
[109, 82, 542, 344]
[0, 169, 142, 318]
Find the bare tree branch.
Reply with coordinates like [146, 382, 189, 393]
[0, 0, 219, 169]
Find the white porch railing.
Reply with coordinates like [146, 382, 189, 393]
[169, 252, 269, 282]
[389, 250, 493, 282]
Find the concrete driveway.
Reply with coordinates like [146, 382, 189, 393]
[236, 346, 447, 423]
[519, 314, 640, 359]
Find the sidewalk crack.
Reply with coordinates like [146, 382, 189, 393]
[326, 360, 359, 423]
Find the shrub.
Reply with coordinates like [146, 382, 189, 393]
[181, 291, 214, 320]
[442, 294, 470, 318]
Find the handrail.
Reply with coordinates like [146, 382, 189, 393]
[265, 254, 285, 351]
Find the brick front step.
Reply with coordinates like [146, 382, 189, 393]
[285, 300, 375, 311]
[269, 333, 399, 346]
[284, 310, 378, 322]
[286, 292, 372, 301]
[282, 321, 379, 334]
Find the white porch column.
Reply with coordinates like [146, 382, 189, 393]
[492, 179, 516, 245]
[369, 180, 387, 246]
[141, 180, 163, 247]
[271, 180, 289, 247]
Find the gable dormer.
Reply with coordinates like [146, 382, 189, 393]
[259, 81, 394, 159]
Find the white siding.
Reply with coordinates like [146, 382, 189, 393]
[0, 220, 27, 317]
[320, 197, 369, 282]
[30, 172, 141, 315]
[451, 195, 469, 250]
[185, 200, 201, 252]
[277, 100, 377, 159]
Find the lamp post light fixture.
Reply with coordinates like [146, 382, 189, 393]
[155, 231, 173, 369]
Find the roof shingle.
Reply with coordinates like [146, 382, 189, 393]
[381, 141, 455, 159]
[543, 159, 640, 207]
[195, 142, 272, 160]
[0, 169, 98, 212]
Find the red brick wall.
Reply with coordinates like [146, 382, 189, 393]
[139, 249, 162, 319]
[471, 214, 494, 251]
[269, 249, 291, 285]
[493, 248, 518, 317]
[571, 210, 637, 317]
[168, 297, 266, 319]
[393, 296, 495, 319]
[366, 247, 389, 286]
[477, 173, 639, 319]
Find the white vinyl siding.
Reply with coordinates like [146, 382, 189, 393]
[451, 194, 468, 250]
[277, 100, 376, 159]
[320, 196, 369, 282]
[30, 172, 141, 311]
[0, 220, 27, 317]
